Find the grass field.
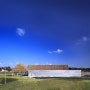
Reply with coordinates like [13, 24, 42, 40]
[0, 74, 90, 90]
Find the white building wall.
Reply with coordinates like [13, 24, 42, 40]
[28, 70, 81, 77]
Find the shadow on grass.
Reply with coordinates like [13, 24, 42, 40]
[34, 77, 90, 81]
[0, 78, 18, 84]
[48, 88, 60, 90]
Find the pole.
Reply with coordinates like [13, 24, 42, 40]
[5, 66, 6, 84]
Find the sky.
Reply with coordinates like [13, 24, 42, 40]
[0, 0, 90, 68]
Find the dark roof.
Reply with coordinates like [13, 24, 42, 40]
[27, 65, 68, 70]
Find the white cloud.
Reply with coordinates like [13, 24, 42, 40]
[56, 49, 63, 53]
[48, 49, 63, 54]
[16, 28, 26, 36]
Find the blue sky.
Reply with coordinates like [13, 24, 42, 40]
[0, 0, 90, 67]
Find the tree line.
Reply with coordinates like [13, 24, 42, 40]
[0, 66, 12, 71]
[69, 67, 90, 72]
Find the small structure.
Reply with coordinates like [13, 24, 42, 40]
[1, 69, 8, 72]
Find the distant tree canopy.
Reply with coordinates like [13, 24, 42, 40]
[0, 66, 12, 71]
[12, 64, 28, 73]
[69, 67, 90, 72]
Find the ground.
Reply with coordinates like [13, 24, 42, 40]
[0, 74, 90, 90]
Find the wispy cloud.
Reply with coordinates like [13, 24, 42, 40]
[48, 49, 63, 54]
[76, 36, 89, 45]
[73, 36, 90, 51]
[0, 62, 6, 67]
[0, 62, 17, 67]
[0, 62, 3, 67]
[8, 63, 16, 68]
[82, 36, 88, 41]
[72, 36, 90, 54]
[16, 28, 26, 36]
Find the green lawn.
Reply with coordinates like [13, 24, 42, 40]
[0, 75, 90, 90]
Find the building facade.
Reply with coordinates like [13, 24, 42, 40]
[27, 65, 81, 77]
[27, 65, 69, 70]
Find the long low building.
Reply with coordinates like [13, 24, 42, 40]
[27, 65, 81, 77]
[27, 65, 69, 70]
[28, 70, 81, 77]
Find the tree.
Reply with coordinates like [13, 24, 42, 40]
[12, 63, 28, 76]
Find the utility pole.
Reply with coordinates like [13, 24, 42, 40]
[5, 66, 6, 84]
